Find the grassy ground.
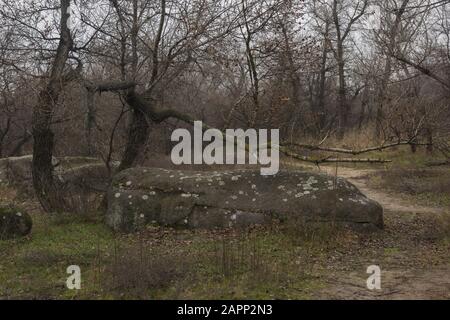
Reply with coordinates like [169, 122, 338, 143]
[1, 183, 448, 300]
[0, 147, 449, 300]
[0, 188, 334, 299]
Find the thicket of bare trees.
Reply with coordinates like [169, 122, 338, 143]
[1, 0, 450, 211]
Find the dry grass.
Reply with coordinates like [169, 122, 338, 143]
[377, 168, 450, 194]
[283, 217, 357, 252]
[104, 244, 194, 298]
[369, 168, 450, 207]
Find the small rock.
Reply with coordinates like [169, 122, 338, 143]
[0, 206, 32, 240]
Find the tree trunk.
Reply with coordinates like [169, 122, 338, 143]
[316, 24, 329, 131]
[332, 1, 349, 138]
[117, 97, 150, 172]
[32, 123, 63, 211]
[410, 136, 417, 153]
[0, 118, 11, 158]
[375, 0, 410, 137]
[31, 0, 72, 212]
[426, 127, 433, 154]
[85, 87, 96, 156]
[337, 58, 348, 137]
[114, 0, 152, 173]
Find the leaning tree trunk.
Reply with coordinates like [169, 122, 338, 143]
[32, 0, 72, 212]
[98, 94, 150, 213]
[117, 93, 151, 172]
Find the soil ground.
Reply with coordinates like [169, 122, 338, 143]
[312, 165, 450, 299]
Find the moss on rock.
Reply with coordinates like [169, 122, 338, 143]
[0, 206, 32, 240]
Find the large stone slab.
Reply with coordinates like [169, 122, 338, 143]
[106, 168, 384, 233]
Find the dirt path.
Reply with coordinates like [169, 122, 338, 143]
[319, 167, 445, 215]
[310, 166, 450, 300]
[319, 267, 450, 300]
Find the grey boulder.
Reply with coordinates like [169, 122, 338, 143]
[0, 206, 32, 240]
[106, 168, 383, 233]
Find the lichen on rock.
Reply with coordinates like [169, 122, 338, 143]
[106, 168, 384, 233]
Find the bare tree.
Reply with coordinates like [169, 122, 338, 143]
[31, 0, 73, 211]
[331, 0, 368, 137]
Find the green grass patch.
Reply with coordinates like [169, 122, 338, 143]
[0, 213, 328, 299]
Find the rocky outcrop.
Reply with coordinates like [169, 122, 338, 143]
[106, 168, 384, 233]
[0, 206, 32, 240]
